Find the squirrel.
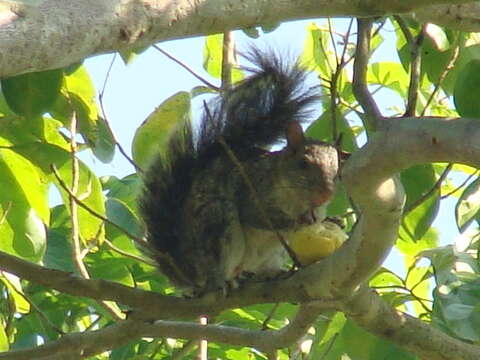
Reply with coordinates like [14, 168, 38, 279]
[139, 48, 340, 295]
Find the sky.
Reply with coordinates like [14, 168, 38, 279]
[80, 18, 460, 276]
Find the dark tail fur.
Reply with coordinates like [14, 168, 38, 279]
[198, 47, 318, 152]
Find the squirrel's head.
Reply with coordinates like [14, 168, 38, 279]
[283, 122, 340, 208]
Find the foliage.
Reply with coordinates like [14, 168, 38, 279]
[1, 17, 480, 359]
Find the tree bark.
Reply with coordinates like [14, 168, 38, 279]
[0, 0, 476, 77]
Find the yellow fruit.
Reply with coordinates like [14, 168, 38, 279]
[289, 221, 348, 265]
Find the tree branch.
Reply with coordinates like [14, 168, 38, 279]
[0, 303, 324, 359]
[0, 0, 476, 77]
[353, 18, 383, 131]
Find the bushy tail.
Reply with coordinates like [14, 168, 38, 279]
[140, 121, 195, 256]
[198, 47, 318, 152]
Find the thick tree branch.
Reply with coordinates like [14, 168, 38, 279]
[415, 2, 480, 31]
[345, 287, 480, 360]
[0, 319, 144, 360]
[0, 249, 341, 319]
[0, 0, 476, 77]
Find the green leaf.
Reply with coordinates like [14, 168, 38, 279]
[368, 62, 409, 97]
[87, 253, 135, 287]
[51, 65, 101, 151]
[370, 267, 404, 288]
[0, 149, 48, 261]
[397, 227, 439, 257]
[423, 245, 480, 342]
[454, 59, 480, 118]
[306, 108, 358, 152]
[102, 174, 141, 210]
[225, 348, 257, 360]
[443, 303, 474, 321]
[425, 44, 480, 95]
[425, 23, 450, 52]
[105, 197, 144, 241]
[203, 34, 243, 82]
[44, 205, 76, 273]
[203, 34, 224, 80]
[91, 116, 115, 163]
[311, 316, 417, 360]
[405, 263, 432, 316]
[0, 322, 7, 351]
[455, 177, 480, 232]
[400, 164, 440, 241]
[53, 159, 106, 245]
[119, 46, 148, 64]
[302, 23, 335, 79]
[326, 182, 351, 218]
[1, 69, 63, 118]
[0, 272, 30, 314]
[131, 91, 191, 170]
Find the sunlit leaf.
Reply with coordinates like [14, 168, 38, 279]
[368, 62, 409, 97]
[0, 272, 30, 314]
[131, 91, 191, 170]
[53, 159, 105, 245]
[91, 116, 115, 163]
[302, 23, 336, 79]
[425, 23, 450, 52]
[203, 34, 243, 82]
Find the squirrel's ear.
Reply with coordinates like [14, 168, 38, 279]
[286, 121, 305, 152]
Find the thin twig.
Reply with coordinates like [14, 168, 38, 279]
[339, 19, 354, 66]
[104, 239, 156, 266]
[261, 303, 280, 330]
[68, 112, 88, 273]
[98, 53, 142, 173]
[394, 15, 415, 45]
[327, 22, 355, 142]
[66, 111, 123, 320]
[50, 165, 146, 247]
[327, 19, 339, 66]
[319, 333, 339, 360]
[84, 315, 102, 332]
[403, 164, 452, 214]
[441, 169, 479, 200]
[153, 44, 220, 90]
[421, 43, 460, 116]
[0, 201, 12, 225]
